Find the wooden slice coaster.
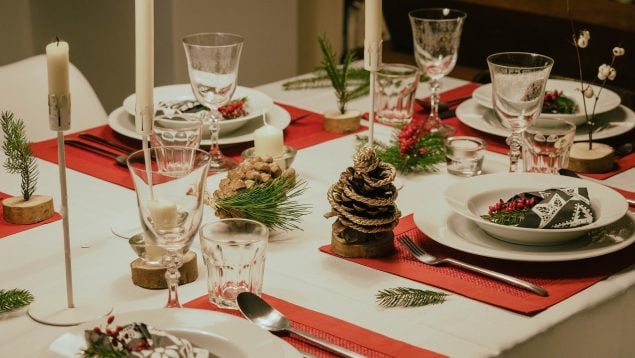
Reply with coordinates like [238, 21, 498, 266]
[131, 251, 198, 289]
[331, 229, 395, 258]
[323, 110, 361, 134]
[2, 195, 54, 224]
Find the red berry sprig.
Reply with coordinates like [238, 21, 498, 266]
[482, 195, 538, 226]
[218, 97, 248, 119]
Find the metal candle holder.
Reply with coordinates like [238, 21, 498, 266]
[28, 94, 111, 326]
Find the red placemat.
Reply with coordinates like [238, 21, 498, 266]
[31, 104, 366, 189]
[184, 293, 444, 358]
[0, 192, 61, 238]
[320, 214, 635, 315]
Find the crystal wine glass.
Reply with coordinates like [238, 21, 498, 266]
[182, 32, 243, 172]
[409, 8, 467, 136]
[128, 147, 210, 308]
[487, 52, 554, 172]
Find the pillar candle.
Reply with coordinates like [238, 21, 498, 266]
[135, 0, 154, 134]
[364, 0, 382, 44]
[45, 40, 70, 96]
[254, 123, 284, 158]
[147, 199, 178, 230]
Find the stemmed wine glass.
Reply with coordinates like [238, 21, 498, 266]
[409, 8, 467, 136]
[128, 147, 210, 307]
[183, 32, 243, 172]
[487, 52, 554, 172]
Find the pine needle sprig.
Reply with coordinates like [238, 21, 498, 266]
[376, 287, 448, 308]
[1, 111, 39, 201]
[214, 176, 311, 231]
[357, 133, 446, 174]
[481, 208, 532, 226]
[0, 288, 34, 312]
[317, 34, 359, 114]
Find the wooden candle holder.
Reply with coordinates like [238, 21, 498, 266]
[131, 251, 198, 289]
[2, 195, 54, 224]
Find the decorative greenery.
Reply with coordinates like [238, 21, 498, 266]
[0, 288, 34, 313]
[376, 287, 448, 308]
[214, 175, 311, 231]
[481, 195, 538, 226]
[566, 0, 625, 149]
[1, 111, 39, 201]
[542, 90, 577, 114]
[481, 208, 533, 226]
[317, 34, 361, 114]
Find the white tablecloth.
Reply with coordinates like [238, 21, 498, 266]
[1, 76, 634, 357]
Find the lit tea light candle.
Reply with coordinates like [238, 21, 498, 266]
[45, 40, 70, 96]
[147, 199, 178, 230]
[254, 123, 284, 158]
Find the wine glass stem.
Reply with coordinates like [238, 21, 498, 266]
[429, 79, 441, 120]
[507, 131, 522, 172]
[163, 249, 182, 308]
[206, 110, 224, 164]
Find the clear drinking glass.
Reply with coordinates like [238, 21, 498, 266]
[374, 63, 420, 125]
[127, 147, 210, 308]
[199, 218, 269, 309]
[150, 114, 204, 175]
[522, 118, 576, 174]
[409, 8, 466, 136]
[487, 52, 554, 172]
[182, 32, 243, 172]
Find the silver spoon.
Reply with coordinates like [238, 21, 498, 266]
[236, 292, 363, 358]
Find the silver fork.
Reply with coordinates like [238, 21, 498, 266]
[398, 236, 549, 297]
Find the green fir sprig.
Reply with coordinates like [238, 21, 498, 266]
[0, 288, 34, 312]
[1, 111, 39, 201]
[481, 208, 532, 226]
[376, 287, 448, 308]
[317, 34, 359, 114]
[214, 175, 311, 231]
[357, 133, 446, 174]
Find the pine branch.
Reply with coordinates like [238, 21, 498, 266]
[481, 208, 532, 226]
[215, 176, 311, 231]
[357, 133, 446, 174]
[0, 288, 34, 312]
[1, 111, 39, 201]
[376, 287, 448, 308]
[317, 34, 360, 114]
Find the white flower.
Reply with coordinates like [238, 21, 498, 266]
[597, 64, 611, 80]
[583, 86, 594, 98]
[612, 47, 625, 56]
[608, 67, 617, 80]
[577, 36, 588, 48]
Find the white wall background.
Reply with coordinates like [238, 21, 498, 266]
[0, 0, 344, 114]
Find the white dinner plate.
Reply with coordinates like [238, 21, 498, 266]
[123, 84, 274, 134]
[108, 104, 291, 146]
[414, 209, 635, 262]
[45, 308, 301, 357]
[444, 173, 628, 245]
[472, 79, 621, 125]
[456, 98, 635, 141]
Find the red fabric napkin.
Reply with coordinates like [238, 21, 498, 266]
[0, 192, 61, 238]
[319, 214, 635, 315]
[31, 104, 366, 189]
[184, 293, 444, 357]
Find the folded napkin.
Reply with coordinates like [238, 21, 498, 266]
[84, 321, 210, 357]
[483, 187, 595, 229]
[320, 213, 635, 315]
[0, 192, 61, 239]
[184, 293, 444, 357]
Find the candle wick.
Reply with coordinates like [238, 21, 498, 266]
[55, 36, 60, 46]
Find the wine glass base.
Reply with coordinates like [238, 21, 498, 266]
[430, 123, 456, 137]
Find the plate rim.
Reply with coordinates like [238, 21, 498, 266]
[108, 104, 291, 146]
[45, 307, 300, 357]
[456, 98, 635, 141]
[472, 78, 622, 118]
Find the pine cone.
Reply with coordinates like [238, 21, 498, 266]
[325, 147, 400, 243]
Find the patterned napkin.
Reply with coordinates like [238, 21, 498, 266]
[485, 187, 595, 229]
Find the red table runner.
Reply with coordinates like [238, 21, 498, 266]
[320, 214, 635, 315]
[31, 104, 366, 189]
[184, 293, 444, 357]
[411, 83, 635, 180]
[0, 192, 61, 238]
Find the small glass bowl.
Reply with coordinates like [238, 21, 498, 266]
[241, 145, 297, 169]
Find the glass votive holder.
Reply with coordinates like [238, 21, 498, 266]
[374, 63, 420, 125]
[241, 145, 297, 169]
[522, 118, 576, 174]
[445, 136, 486, 177]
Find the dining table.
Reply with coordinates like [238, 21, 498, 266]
[1, 72, 634, 357]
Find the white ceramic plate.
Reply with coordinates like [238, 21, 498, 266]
[123, 85, 274, 134]
[444, 173, 628, 245]
[108, 104, 291, 146]
[414, 208, 635, 262]
[45, 308, 301, 357]
[472, 79, 621, 125]
[456, 98, 635, 141]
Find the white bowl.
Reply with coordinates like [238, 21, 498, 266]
[123, 84, 274, 135]
[472, 79, 621, 126]
[444, 173, 628, 245]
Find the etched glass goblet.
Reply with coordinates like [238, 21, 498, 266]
[487, 52, 554, 172]
[128, 147, 210, 308]
[409, 8, 466, 136]
[183, 32, 243, 172]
